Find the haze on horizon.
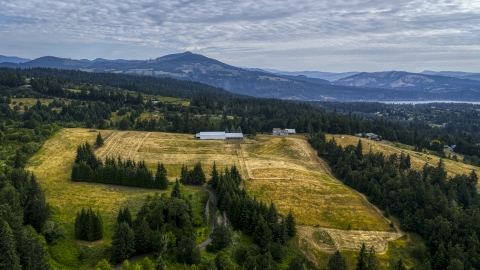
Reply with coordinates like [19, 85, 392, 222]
[0, 0, 479, 73]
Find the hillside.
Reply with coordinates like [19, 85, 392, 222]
[0, 55, 31, 63]
[7, 53, 480, 101]
[333, 71, 480, 98]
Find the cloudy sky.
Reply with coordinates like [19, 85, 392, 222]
[1, 0, 479, 72]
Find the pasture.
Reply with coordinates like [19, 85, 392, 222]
[327, 134, 478, 178]
[26, 128, 208, 269]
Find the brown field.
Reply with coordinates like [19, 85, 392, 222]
[327, 134, 479, 179]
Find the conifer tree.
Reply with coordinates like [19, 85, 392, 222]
[209, 162, 219, 189]
[180, 165, 189, 184]
[23, 174, 50, 231]
[286, 210, 296, 237]
[356, 243, 368, 270]
[171, 179, 182, 199]
[328, 250, 348, 270]
[117, 207, 132, 226]
[155, 163, 168, 190]
[355, 139, 364, 161]
[367, 246, 379, 270]
[111, 222, 136, 264]
[253, 217, 273, 249]
[135, 218, 152, 253]
[266, 202, 278, 224]
[0, 222, 21, 270]
[96, 132, 104, 147]
[19, 225, 50, 270]
[192, 162, 206, 184]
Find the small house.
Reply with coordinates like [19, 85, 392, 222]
[272, 128, 292, 136]
[285, 129, 296, 134]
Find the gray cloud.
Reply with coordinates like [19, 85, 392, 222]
[0, 0, 479, 71]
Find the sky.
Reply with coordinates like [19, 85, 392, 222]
[0, 0, 479, 72]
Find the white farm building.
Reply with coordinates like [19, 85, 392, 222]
[195, 132, 243, 140]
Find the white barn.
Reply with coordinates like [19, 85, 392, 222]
[196, 131, 243, 140]
[285, 129, 296, 134]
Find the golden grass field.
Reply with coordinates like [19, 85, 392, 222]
[28, 129, 426, 268]
[26, 128, 207, 269]
[327, 134, 478, 179]
[95, 131, 391, 232]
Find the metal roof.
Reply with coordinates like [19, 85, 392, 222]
[226, 133, 243, 137]
[199, 132, 226, 136]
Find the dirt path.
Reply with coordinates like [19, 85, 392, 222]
[113, 185, 217, 269]
[297, 225, 402, 255]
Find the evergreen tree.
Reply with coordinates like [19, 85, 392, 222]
[155, 163, 168, 190]
[209, 162, 219, 189]
[355, 139, 363, 161]
[23, 174, 50, 231]
[96, 132, 104, 147]
[328, 250, 348, 270]
[117, 207, 133, 226]
[356, 243, 368, 270]
[14, 149, 23, 169]
[179, 165, 189, 184]
[367, 246, 379, 270]
[135, 218, 152, 254]
[111, 222, 136, 264]
[253, 217, 273, 249]
[171, 179, 182, 199]
[209, 226, 232, 251]
[0, 222, 21, 270]
[191, 162, 206, 184]
[285, 210, 296, 237]
[19, 225, 50, 270]
[266, 202, 278, 224]
[176, 235, 200, 264]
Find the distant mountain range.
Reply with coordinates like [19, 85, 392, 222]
[420, 70, 480, 82]
[0, 55, 31, 64]
[260, 69, 359, 82]
[2, 52, 480, 101]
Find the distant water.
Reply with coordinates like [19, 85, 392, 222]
[380, 100, 480, 105]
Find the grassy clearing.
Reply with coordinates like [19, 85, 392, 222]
[59, 130, 413, 267]
[327, 134, 478, 179]
[26, 128, 207, 269]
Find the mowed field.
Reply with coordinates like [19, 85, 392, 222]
[26, 129, 424, 268]
[93, 131, 407, 260]
[326, 134, 479, 179]
[26, 129, 207, 269]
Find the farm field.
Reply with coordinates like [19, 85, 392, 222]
[93, 131, 409, 265]
[327, 134, 479, 179]
[26, 128, 208, 269]
[28, 129, 422, 268]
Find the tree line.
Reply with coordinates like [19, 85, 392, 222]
[309, 132, 480, 269]
[71, 142, 168, 189]
[0, 168, 51, 269]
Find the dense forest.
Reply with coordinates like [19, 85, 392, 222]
[2, 67, 480, 268]
[309, 133, 480, 269]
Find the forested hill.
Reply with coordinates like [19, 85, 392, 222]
[0, 67, 236, 100]
[6, 53, 480, 101]
[2, 67, 480, 162]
